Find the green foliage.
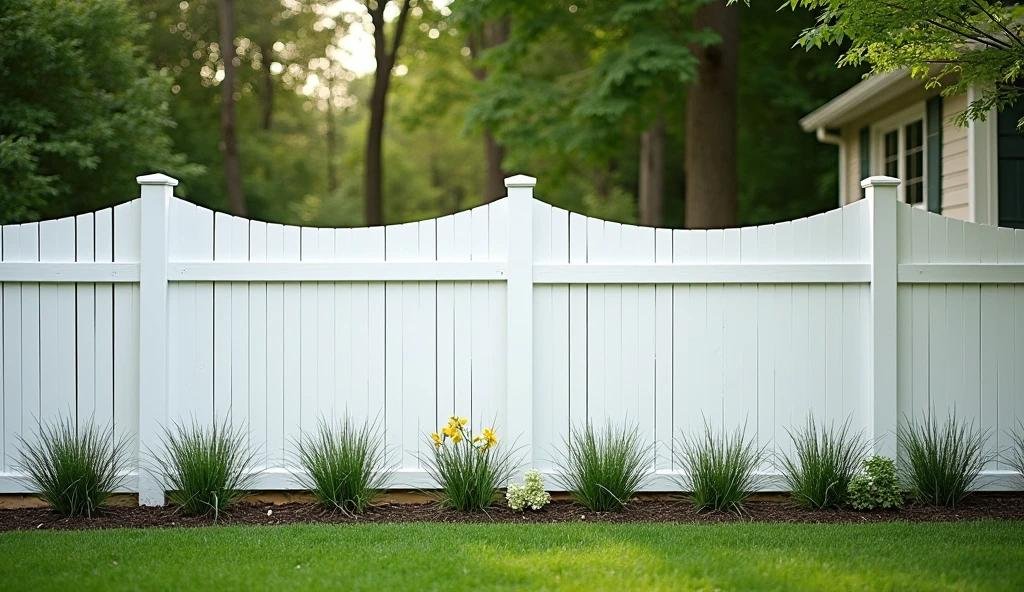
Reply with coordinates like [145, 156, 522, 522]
[152, 420, 256, 518]
[505, 469, 551, 511]
[737, 1, 864, 225]
[295, 418, 390, 514]
[1008, 422, 1024, 484]
[424, 418, 518, 511]
[780, 417, 866, 509]
[898, 413, 990, 507]
[0, 0, 200, 223]
[848, 455, 903, 511]
[555, 422, 653, 512]
[788, 0, 1024, 127]
[464, 0, 701, 220]
[676, 422, 766, 514]
[15, 417, 131, 517]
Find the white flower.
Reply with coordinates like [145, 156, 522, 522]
[506, 469, 551, 511]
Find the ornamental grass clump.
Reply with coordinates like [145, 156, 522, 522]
[16, 417, 131, 517]
[295, 418, 389, 514]
[556, 422, 652, 512]
[152, 420, 256, 519]
[676, 422, 765, 514]
[1007, 422, 1024, 484]
[898, 413, 990, 507]
[780, 417, 866, 509]
[424, 416, 517, 512]
[848, 455, 903, 510]
[506, 469, 551, 511]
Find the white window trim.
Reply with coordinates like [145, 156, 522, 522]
[871, 103, 928, 208]
[968, 85, 999, 225]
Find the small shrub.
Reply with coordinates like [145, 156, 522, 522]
[555, 422, 652, 512]
[676, 422, 765, 514]
[1006, 422, 1024, 484]
[506, 469, 551, 511]
[848, 455, 903, 510]
[16, 417, 131, 517]
[898, 413, 990, 507]
[424, 416, 518, 511]
[780, 417, 866, 509]
[152, 420, 256, 518]
[295, 418, 389, 514]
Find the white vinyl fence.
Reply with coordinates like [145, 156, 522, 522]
[0, 173, 1022, 504]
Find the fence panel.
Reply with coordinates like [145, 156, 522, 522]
[0, 173, 1022, 498]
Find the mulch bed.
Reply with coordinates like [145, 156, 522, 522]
[2, 494, 1023, 532]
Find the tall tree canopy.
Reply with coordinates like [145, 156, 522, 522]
[0, 0, 198, 223]
[791, 0, 1024, 125]
[2, 0, 864, 230]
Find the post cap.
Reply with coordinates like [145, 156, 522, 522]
[860, 176, 901, 189]
[136, 173, 180, 186]
[504, 174, 537, 188]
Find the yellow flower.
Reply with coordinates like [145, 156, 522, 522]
[441, 425, 457, 439]
[480, 427, 498, 449]
[430, 432, 442, 448]
[447, 416, 468, 430]
[450, 430, 463, 444]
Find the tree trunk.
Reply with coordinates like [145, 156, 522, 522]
[470, 18, 510, 202]
[639, 119, 665, 227]
[259, 42, 274, 131]
[364, 70, 388, 225]
[217, 0, 246, 216]
[483, 132, 506, 202]
[363, 0, 412, 226]
[684, 1, 738, 229]
[326, 85, 338, 194]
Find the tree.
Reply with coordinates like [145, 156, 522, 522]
[0, 0, 199, 223]
[639, 118, 666, 226]
[364, 0, 415, 225]
[217, 0, 246, 216]
[685, 1, 739, 229]
[737, 1, 863, 224]
[468, 0, 702, 223]
[789, 0, 1024, 125]
[468, 18, 511, 202]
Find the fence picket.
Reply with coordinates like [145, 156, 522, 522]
[0, 174, 1022, 497]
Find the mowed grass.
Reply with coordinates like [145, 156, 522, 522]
[2, 521, 1022, 591]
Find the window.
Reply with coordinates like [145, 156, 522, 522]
[904, 121, 924, 205]
[873, 106, 927, 207]
[884, 131, 898, 178]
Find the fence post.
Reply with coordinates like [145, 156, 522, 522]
[505, 174, 536, 468]
[863, 175, 900, 458]
[136, 173, 176, 506]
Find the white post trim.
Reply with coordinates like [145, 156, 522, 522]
[967, 86, 999, 225]
[504, 174, 535, 468]
[136, 172, 176, 506]
[863, 176, 899, 457]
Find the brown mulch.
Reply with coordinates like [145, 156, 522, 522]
[1, 494, 1022, 532]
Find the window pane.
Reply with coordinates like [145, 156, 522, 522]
[884, 130, 899, 177]
[906, 120, 923, 149]
[907, 181, 923, 204]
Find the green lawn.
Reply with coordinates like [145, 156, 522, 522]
[1, 521, 1022, 591]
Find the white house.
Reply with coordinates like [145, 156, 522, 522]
[801, 71, 1024, 229]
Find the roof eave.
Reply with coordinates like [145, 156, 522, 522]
[799, 70, 920, 132]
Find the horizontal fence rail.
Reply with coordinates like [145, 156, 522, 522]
[0, 173, 1023, 504]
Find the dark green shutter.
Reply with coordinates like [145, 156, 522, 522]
[859, 126, 870, 198]
[997, 100, 1024, 228]
[926, 96, 943, 213]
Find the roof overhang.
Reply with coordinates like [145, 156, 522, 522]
[799, 70, 921, 132]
